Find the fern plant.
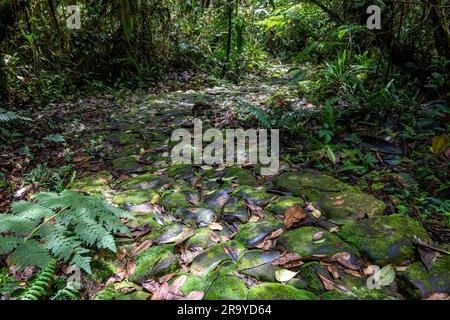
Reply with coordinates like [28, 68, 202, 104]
[0, 190, 133, 274]
[21, 260, 56, 300]
[51, 281, 80, 300]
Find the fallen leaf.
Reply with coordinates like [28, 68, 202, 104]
[150, 194, 160, 204]
[332, 252, 360, 271]
[284, 205, 307, 228]
[275, 269, 298, 282]
[363, 265, 380, 276]
[377, 265, 396, 287]
[424, 293, 449, 300]
[311, 209, 321, 219]
[209, 222, 223, 231]
[418, 248, 437, 271]
[272, 253, 303, 268]
[270, 228, 284, 239]
[313, 231, 324, 241]
[318, 274, 336, 291]
[131, 240, 153, 257]
[327, 265, 340, 279]
[182, 291, 204, 300]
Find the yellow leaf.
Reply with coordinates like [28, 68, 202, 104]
[150, 194, 160, 205]
[431, 134, 450, 155]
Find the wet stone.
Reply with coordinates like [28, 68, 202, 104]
[222, 166, 258, 186]
[161, 190, 198, 211]
[190, 241, 246, 276]
[69, 171, 112, 196]
[265, 196, 305, 216]
[130, 245, 179, 284]
[237, 250, 281, 282]
[274, 170, 386, 220]
[112, 189, 159, 206]
[277, 226, 359, 260]
[185, 228, 215, 250]
[173, 206, 216, 227]
[398, 255, 450, 299]
[150, 222, 195, 245]
[204, 189, 231, 212]
[234, 186, 274, 207]
[119, 173, 169, 190]
[338, 214, 430, 265]
[247, 283, 317, 300]
[204, 269, 248, 300]
[235, 219, 284, 247]
[221, 197, 250, 223]
[112, 156, 151, 174]
[93, 282, 150, 300]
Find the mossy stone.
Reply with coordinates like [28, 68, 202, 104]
[277, 226, 358, 259]
[222, 167, 258, 186]
[204, 273, 248, 300]
[247, 283, 317, 300]
[221, 197, 250, 223]
[298, 262, 330, 294]
[266, 196, 305, 216]
[130, 245, 178, 283]
[338, 214, 430, 265]
[69, 171, 112, 196]
[398, 255, 450, 299]
[235, 219, 284, 247]
[161, 190, 197, 211]
[274, 170, 386, 220]
[112, 189, 159, 206]
[179, 274, 208, 295]
[191, 241, 246, 276]
[237, 250, 281, 282]
[322, 289, 397, 300]
[91, 259, 119, 283]
[185, 228, 215, 250]
[203, 189, 231, 212]
[174, 206, 216, 227]
[93, 282, 150, 300]
[234, 186, 274, 207]
[165, 164, 196, 179]
[119, 173, 169, 190]
[149, 222, 195, 245]
[112, 156, 151, 174]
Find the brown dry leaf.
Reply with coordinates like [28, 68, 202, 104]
[327, 265, 340, 279]
[363, 265, 379, 276]
[332, 252, 360, 271]
[116, 246, 128, 261]
[248, 214, 262, 222]
[270, 228, 284, 239]
[313, 231, 324, 241]
[180, 249, 202, 265]
[150, 194, 160, 205]
[209, 232, 221, 243]
[245, 199, 263, 211]
[284, 205, 307, 228]
[343, 269, 362, 277]
[170, 275, 187, 293]
[424, 293, 449, 300]
[126, 259, 136, 277]
[254, 238, 273, 250]
[332, 198, 345, 206]
[72, 155, 90, 163]
[150, 282, 170, 300]
[131, 240, 153, 257]
[159, 272, 178, 283]
[318, 274, 336, 291]
[142, 280, 159, 293]
[272, 253, 303, 268]
[209, 222, 223, 231]
[418, 247, 438, 271]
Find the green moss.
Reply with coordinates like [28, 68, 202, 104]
[274, 170, 386, 220]
[129, 245, 178, 283]
[277, 226, 358, 259]
[223, 167, 257, 186]
[93, 282, 150, 300]
[91, 259, 118, 283]
[119, 173, 169, 190]
[247, 283, 317, 300]
[298, 262, 327, 294]
[69, 171, 111, 195]
[237, 250, 281, 282]
[204, 272, 248, 300]
[112, 189, 159, 205]
[112, 156, 151, 174]
[398, 255, 450, 299]
[161, 190, 196, 211]
[234, 186, 273, 206]
[185, 228, 214, 250]
[266, 196, 305, 215]
[179, 275, 208, 295]
[235, 219, 284, 247]
[338, 214, 429, 265]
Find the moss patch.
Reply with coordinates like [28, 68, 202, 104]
[235, 219, 284, 247]
[338, 214, 430, 265]
[247, 283, 317, 300]
[266, 196, 305, 215]
[112, 189, 159, 206]
[93, 282, 150, 300]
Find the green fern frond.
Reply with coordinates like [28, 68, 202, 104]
[0, 108, 20, 123]
[51, 282, 80, 300]
[238, 100, 272, 129]
[21, 260, 56, 300]
[0, 236, 22, 254]
[0, 190, 131, 274]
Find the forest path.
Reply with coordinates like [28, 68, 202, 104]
[63, 65, 447, 300]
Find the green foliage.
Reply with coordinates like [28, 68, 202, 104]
[0, 190, 133, 274]
[21, 260, 56, 300]
[51, 282, 80, 300]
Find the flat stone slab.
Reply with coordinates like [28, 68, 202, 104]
[112, 189, 159, 206]
[266, 196, 305, 215]
[235, 219, 284, 247]
[247, 283, 317, 300]
[277, 226, 359, 260]
[399, 255, 450, 299]
[237, 250, 281, 282]
[174, 206, 216, 227]
[274, 170, 386, 220]
[338, 214, 430, 265]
